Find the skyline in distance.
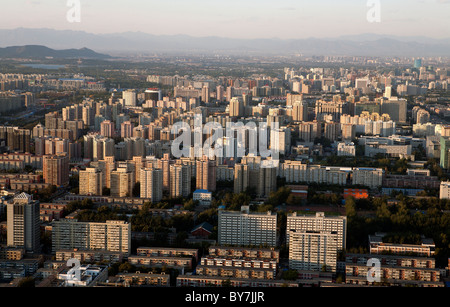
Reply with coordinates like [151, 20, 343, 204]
[0, 0, 449, 40]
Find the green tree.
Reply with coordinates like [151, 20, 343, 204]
[345, 197, 357, 218]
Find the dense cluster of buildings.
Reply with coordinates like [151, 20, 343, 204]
[0, 59, 450, 288]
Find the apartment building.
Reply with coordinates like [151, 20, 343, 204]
[288, 230, 339, 273]
[278, 161, 350, 186]
[55, 250, 124, 263]
[170, 164, 191, 198]
[0, 246, 24, 260]
[199, 256, 278, 271]
[79, 167, 103, 196]
[369, 233, 435, 257]
[234, 160, 277, 198]
[127, 256, 193, 270]
[51, 219, 131, 256]
[195, 265, 276, 280]
[351, 167, 384, 188]
[176, 275, 299, 287]
[116, 272, 170, 287]
[208, 246, 280, 261]
[140, 167, 163, 203]
[345, 254, 443, 287]
[218, 206, 278, 247]
[7, 193, 40, 254]
[136, 247, 199, 261]
[42, 153, 70, 187]
[286, 212, 347, 250]
[440, 181, 450, 199]
[110, 167, 134, 198]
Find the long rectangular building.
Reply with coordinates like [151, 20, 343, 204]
[51, 219, 131, 256]
[218, 206, 277, 247]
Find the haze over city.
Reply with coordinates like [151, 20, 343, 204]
[0, 0, 449, 40]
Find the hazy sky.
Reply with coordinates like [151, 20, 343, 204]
[1, 0, 449, 39]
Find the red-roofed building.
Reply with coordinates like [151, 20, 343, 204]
[343, 189, 369, 199]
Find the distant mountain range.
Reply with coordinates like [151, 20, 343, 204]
[0, 28, 450, 57]
[0, 45, 111, 59]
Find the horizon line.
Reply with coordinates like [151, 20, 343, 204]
[1, 27, 450, 42]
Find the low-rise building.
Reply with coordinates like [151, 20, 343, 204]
[193, 189, 212, 207]
[176, 275, 299, 287]
[369, 233, 435, 257]
[116, 272, 170, 287]
[127, 256, 193, 270]
[208, 246, 280, 261]
[345, 253, 443, 287]
[136, 247, 199, 262]
[56, 250, 124, 263]
[195, 265, 276, 280]
[58, 264, 108, 287]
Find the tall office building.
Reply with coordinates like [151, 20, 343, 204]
[218, 206, 278, 247]
[42, 153, 69, 187]
[52, 219, 131, 256]
[414, 59, 423, 69]
[79, 167, 103, 196]
[170, 164, 191, 198]
[140, 167, 163, 203]
[7, 193, 40, 254]
[286, 212, 347, 251]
